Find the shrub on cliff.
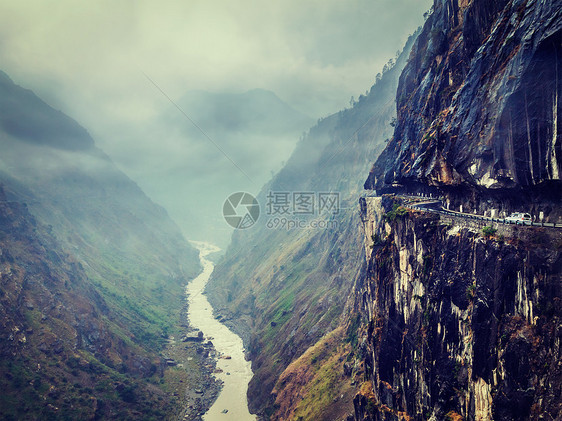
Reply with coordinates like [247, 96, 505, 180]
[482, 226, 497, 237]
[383, 204, 408, 222]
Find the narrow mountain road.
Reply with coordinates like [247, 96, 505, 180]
[369, 193, 562, 229]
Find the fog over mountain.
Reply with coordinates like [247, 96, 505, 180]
[129, 88, 314, 245]
[0, 0, 431, 244]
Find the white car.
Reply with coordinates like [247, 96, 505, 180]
[505, 212, 532, 224]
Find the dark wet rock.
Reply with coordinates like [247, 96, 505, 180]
[356, 198, 562, 420]
[52, 341, 64, 355]
[366, 0, 562, 220]
[37, 342, 49, 353]
[343, 362, 352, 377]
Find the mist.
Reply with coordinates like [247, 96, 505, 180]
[0, 0, 431, 246]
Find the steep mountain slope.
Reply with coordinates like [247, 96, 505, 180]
[0, 186, 166, 419]
[355, 1, 562, 419]
[365, 0, 562, 219]
[0, 71, 207, 419]
[205, 34, 418, 419]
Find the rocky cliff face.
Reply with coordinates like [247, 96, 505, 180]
[354, 196, 562, 420]
[357, 2, 562, 418]
[365, 0, 562, 219]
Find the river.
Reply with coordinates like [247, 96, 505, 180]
[187, 242, 256, 421]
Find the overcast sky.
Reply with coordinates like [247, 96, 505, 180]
[0, 0, 430, 117]
[0, 0, 431, 244]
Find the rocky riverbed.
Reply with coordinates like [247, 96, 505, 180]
[161, 306, 221, 420]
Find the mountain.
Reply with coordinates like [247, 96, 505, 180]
[0, 71, 209, 419]
[0, 71, 93, 151]
[175, 89, 313, 136]
[208, 0, 562, 419]
[205, 33, 418, 419]
[356, 1, 562, 419]
[112, 88, 314, 248]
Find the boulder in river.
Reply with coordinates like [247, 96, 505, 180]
[182, 331, 204, 342]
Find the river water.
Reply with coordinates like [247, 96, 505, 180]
[187, 242, 256, 421]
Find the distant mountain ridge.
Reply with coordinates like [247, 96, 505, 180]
[0, 71, 94, 151]
[176, 88, 312, 135]
[126, 87, 315, 247]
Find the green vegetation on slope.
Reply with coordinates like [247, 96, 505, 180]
[0, 72, 204, 419]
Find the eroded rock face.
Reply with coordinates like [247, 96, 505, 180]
[354, 197, 562, 420]
[366, 0, 562, 202]
[356, 3, 562, 419]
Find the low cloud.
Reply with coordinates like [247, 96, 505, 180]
[0, 0, 431, 245]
